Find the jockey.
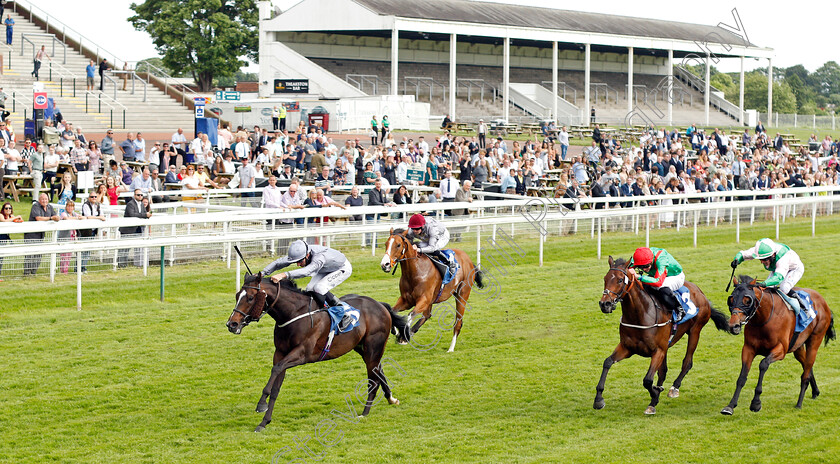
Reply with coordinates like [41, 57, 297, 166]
[731, 238, 807, 313]
[406, 213, 457, 277]
[629, 246, 686, 321]
[262, 240, 354, 329]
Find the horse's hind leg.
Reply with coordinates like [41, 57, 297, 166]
[643, 349, 666, 415]
[359, 335, 391, 416]
[594, 344, 631, 410]
[670, 322, 702, 398]
[448, 283, 472, 352]
[795, 336, 822, 407]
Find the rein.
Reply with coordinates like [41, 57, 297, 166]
[605, 267, 672, 330]
[388, 233, 420, 275]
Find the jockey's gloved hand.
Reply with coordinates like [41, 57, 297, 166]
[730, 259, 739, 269]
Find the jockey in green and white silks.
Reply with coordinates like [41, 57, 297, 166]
[731, 238, 808, 313]
[629, 246, 686, 321]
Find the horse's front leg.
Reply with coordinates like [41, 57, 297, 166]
[750, 345, 785, 412]
[257, 351, 286, 413]
[255, 347, 307, 432]
[721, 345, 756, 415]
[643, 349, 667, 415]
[594, 344, 631, 410]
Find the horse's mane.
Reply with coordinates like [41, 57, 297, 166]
[613, 257, 628, 267]
[244, 273, 261, 284]
[392, 228, 406, 235]
[278, 277, 307, 295]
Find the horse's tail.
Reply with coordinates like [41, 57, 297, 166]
[474, 268, 486, 289]
[709, 304, 730, 332]
[383, 302, 409, 339]
[824, 310, 836, 346]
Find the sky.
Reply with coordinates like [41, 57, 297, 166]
[23, 0, 840, 74]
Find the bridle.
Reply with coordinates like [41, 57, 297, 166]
[386, 232, 419, 275]
[603, 266, 636, 305]
[231, 282, 275, 328]
[729, 284, 773, 328]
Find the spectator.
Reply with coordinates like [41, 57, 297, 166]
[58, 200, 83, 274]
[118, 189, 152, 267]
[31, 45, 50, 80]
[87, 141, 102, 174]
[120, 132, 136, 162]
[278, 181, 305, 225]
[344, 185, 364, 221]
[24, 193, 59, 276]
[239, 157, 257, 206]
[0, 201, 21, 279]
[130, 167, 154, 195]
[104, 175, 124, 206]
[55, 171, 77, 215]
[101, 129, 116, 168]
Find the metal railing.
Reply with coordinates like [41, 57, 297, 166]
[12, 0, 128, 70]
[0, 42, 12, 71]
[674, 65, 740, 120]
[84, 91, 128, 129]
[540, 81, 577, 103]
[20, 33, 67, 64]
[591, 83, 618, 105]
[345, 74, 390, 95]
[457, 79, 498, 102]
[404, 76, 447, 101]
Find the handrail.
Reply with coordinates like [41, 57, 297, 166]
[12, 0, 127, 69]
[83, 91, 127, 129]
[674, 65, 740, 119]
[590, 83, 618, 105]
[20, 33, 67, 64]
[540, 81, 577, 103]
[404, 76, 446, 101]
[457, 78, 498, 102]
[345, 74, 390, 95]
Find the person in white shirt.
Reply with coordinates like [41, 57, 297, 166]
[558, 126, 570, 160]
[190, 133, 204, 165]
[439, 169, 459, 202]
[171, 128, 188, 156]
[262, 174, 284, 209]
[396, 157, 409, 184]
[417, 136, 430, 155]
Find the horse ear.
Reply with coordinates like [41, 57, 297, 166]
[732, 276, 739, 287]
[256, 271, 263, 281]
[750, 277, 757, 285]
[608, 255, 614, 266]
[389, 227, 394, 235]
[623, 258, 631, 269]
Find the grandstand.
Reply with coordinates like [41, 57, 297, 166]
[258, 0, 774, 127]
[1, 2, 195, 132]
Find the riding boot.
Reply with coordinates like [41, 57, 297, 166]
[311, 292, 327, 309]
[659, 287, 684, 322]
[788, 290, 808, 316]
[325, 291, 353, 331]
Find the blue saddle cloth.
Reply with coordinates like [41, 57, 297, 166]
[441, 249, 460, 285]
[792, 290, 816, 332]
[673, 286, 699, 325]
[325, 303, 361, 334]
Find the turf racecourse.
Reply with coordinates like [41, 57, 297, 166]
[2, 216, 839, 463]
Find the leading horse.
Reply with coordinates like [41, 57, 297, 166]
[226, 272, 409, 432]
[721, 276, 835, 415]
[596, 256, 729, 414]
[380, 228, 485, 352]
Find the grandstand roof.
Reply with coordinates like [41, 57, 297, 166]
[354, 0, 754, 47]
[265, 0, 772, 58]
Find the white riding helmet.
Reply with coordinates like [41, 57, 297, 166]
[287, 240, 310, 262]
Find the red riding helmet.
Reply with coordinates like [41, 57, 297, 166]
[408, 214, 426, 229]
[632, 247, 654, 267]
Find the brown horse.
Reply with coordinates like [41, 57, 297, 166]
[226, 273, 409, 432]
[721, 276, 836, 415]
[596, 257, 729, 414]
[380, 228, 485, 352]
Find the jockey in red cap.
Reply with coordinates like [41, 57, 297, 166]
[629, 246, 686, 321]
[406, 213, 456, 276]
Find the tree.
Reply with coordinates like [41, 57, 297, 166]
[129, 0, 258, 91]
[811, 61, 840, 97]
[135, 57, 183, 78]
[710, 72, 736, 101]
[743, 72, 796, 113]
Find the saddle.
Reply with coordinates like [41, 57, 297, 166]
[424, 250, 459, 285]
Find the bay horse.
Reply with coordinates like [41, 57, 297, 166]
[721, 276, 835, 415]
[226, 272, 409, 432]
[380, 228, 485, 352]
[596, 256, 729, 414]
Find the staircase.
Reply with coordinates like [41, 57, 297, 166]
[0, 8, 195, 132]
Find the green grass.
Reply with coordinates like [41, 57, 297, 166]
[2, 216, 840, 463]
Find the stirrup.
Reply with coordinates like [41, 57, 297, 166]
[338, 315, 353, 331]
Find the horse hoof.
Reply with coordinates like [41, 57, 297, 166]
[254, 425, 265, 433]
[593, 399, 605, 410]
[644, 406, 656, 415]
[388, 396, 400, 405]
[447, 348, 454, 353]
[256, 404, 268, 413]
[357, 415, 366, 419]
[750, 402, 761, 412]
[668, 387, 680, 398]
[721, 406, 734, 415]
[812, 391, 820, 400]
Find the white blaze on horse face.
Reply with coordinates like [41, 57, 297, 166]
[234, 291, 246, 313]
[381, 253, 391, 269]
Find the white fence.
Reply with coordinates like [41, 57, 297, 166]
[2, 186, 839, 309]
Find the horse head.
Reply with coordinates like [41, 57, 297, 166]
[600, 256, 634, 314]
[381, 228, 414, 273]
[227, 272, 269, 334]
[726, 275, 761, 335]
